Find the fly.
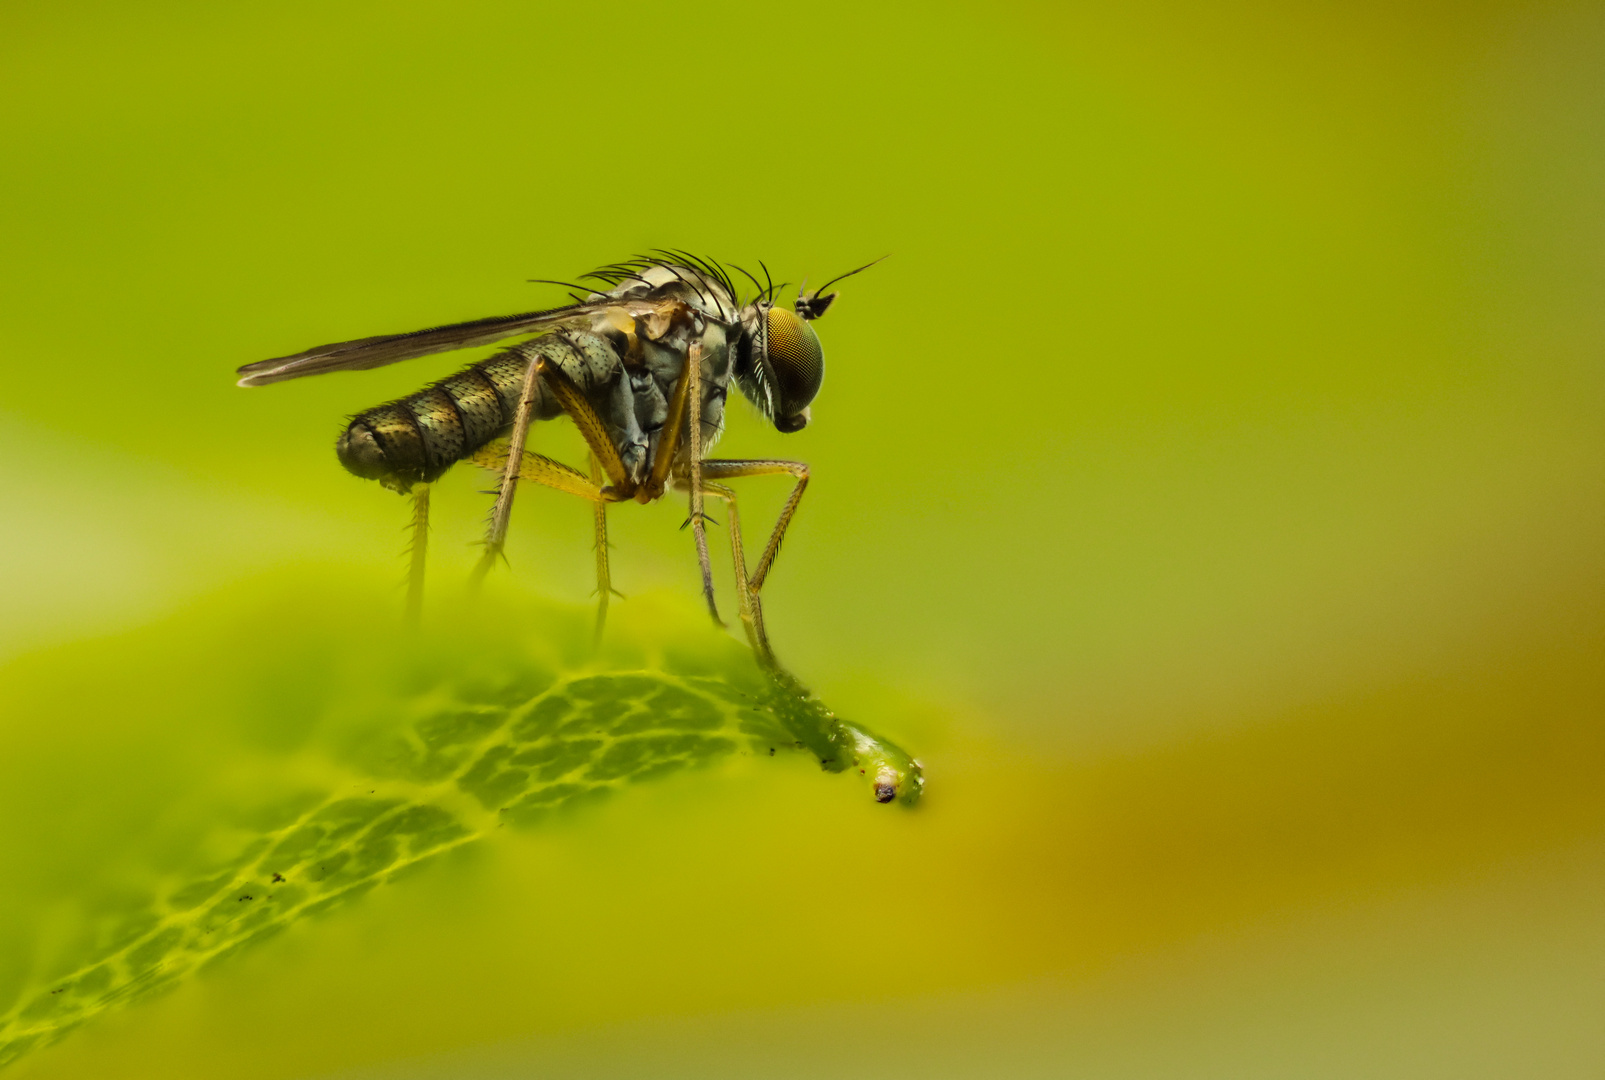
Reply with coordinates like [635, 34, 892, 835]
[236, 252, 882, 665]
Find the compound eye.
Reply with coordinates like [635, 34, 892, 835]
[764, 307, 824, 425]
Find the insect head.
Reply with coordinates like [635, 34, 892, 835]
[733, 256, 885, 434]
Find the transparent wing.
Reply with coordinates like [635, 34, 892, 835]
[236, 297, 665, 387]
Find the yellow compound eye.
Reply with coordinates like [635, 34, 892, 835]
[764, 307, 824, 425]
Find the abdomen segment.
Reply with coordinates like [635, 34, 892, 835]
[335, 334, 625, 493]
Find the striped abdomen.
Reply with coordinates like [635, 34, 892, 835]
[336, 346, 561, 493]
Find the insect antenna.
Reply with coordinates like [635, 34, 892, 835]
[812, 254, 890, 296]
[796, 254, 888, 318]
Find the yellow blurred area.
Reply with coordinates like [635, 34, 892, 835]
[0, 0, 1601, 1076]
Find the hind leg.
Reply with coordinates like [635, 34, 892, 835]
[470, 356, 635, 586]
[404, 483, 431, 624]
[469, 440, 621, 640]
[470, 354, 544, 585]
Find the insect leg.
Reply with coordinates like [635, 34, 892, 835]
[698, 459, 809, 592]
[589, 452, 619, 646]
[471, 357, 635, 586]
[642, 358, 692, 500]
[470, 438, 623, 642]
[534, 360, 635, 495]
[470, 353, 544, 585]
[679, 478, 771, 664]
[404, 482, 430, 625]
[683, 341, 721, 624]
[469, 439, 609, 501]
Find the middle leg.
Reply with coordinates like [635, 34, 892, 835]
[589, 451, 620, 645]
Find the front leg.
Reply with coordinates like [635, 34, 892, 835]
[683, 341, 721, 625]
[677, 477, 770, 664]
[698, 459, 809, 592]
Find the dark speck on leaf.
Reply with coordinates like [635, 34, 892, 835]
[874, 783, 896, 804]
[238, 895, 253, 901]
[768, 748, 775, 756]
[271, 873, 285, 883]
[50, 988, 63, 995]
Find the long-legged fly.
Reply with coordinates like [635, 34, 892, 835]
[237, 252, 881, 664]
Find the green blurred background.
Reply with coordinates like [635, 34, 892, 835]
[1, 0, 1602, 1076]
